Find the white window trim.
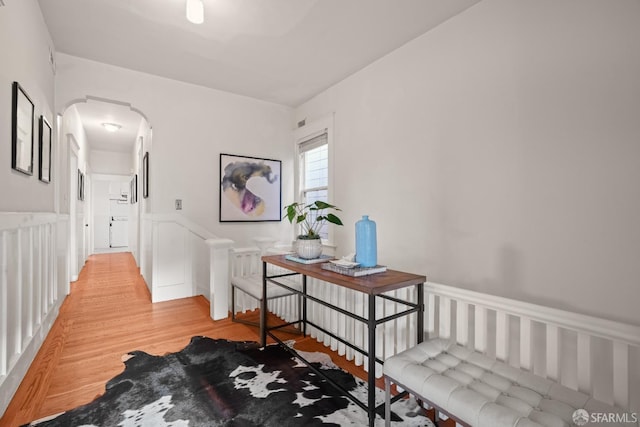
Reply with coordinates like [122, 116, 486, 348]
[293, 113, 336, 246]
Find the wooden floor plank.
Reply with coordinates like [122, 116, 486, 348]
[0, 252, 377, 427]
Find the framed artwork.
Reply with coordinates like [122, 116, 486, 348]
[142, 152, 149, 198]
[77, 170, 84, 201]
[39, 116, 52, 183]
[130, 174, 138, 204]
[11, 81, 35, 175]
[220, 153, 281, 222]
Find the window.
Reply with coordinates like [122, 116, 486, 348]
[297, 123, 332, 241]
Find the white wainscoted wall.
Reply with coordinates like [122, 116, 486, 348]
[0, 213, 69, 417]
[145, 214, 217, 303]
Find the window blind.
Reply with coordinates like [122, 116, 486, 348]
[298, 131, 327, 153]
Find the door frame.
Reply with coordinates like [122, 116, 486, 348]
[67, 134, 80, 285]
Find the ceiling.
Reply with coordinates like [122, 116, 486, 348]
[73, 99, 144, 153]
[38, 0, 480, 152]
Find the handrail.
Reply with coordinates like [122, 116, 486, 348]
[144, 213, 217, 240]
[0, 212, 61, 231]
[425, 282, 640, 347]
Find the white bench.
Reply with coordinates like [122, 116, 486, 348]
[383, 283, 639, 427]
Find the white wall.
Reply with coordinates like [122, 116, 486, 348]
[0, 0, 55, 212]
[89, 149, 132, 175]
[59, 105, 89, 214]
[295, 0, 640, 326]
[0, 2, 67, 416]
[54, 54, 294, 247]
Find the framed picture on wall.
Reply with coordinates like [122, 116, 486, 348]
[142, 152, 149, 198]
[11, 81, 35, 175]
[130, 175, 138, 204]
[78, 170, 84, 201]
[219, 153, 281, 222]
[39, 116, 52, 183]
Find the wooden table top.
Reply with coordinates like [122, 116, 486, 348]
[262, 254, 426, 295]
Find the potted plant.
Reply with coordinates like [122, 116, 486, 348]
[284, 201, 343, 259]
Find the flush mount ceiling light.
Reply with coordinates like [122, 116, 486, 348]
[186, 0, 204, 24]
[102, 123, 122, 132]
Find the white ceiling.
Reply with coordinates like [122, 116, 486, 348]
[38, 0, 480, 152]
[73, 99, 144, 153]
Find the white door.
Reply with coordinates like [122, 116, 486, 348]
[109, 199, 129, 248]
[110, 217, 129, 248]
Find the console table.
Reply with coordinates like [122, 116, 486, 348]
[260, 254, 426, 427]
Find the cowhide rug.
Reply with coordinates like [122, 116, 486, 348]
[25, 336, 434, 426]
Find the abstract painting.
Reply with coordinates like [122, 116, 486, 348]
[220, 153, 281, 222]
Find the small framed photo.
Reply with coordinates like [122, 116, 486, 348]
[220, 153, 281, 222]
[78, 170, 84, 201]
[39, 116, 52, 183]
[142, 152, 149, 198]
[11, 82, 35, 175]
[130, 174, 138, 204]
[135, 174, 138, 203]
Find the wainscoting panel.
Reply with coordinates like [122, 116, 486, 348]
[0, 213, 66, 418]
[150, 214, 215, 303]
[140, 216, 153, 292]
[152, 221, 188, 299]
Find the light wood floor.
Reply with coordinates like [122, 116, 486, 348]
[0, 252, 379, 427]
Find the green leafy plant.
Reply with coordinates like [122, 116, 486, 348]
[284, 201, 343, 239]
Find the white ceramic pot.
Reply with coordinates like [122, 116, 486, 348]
[295, 237, 322, 259]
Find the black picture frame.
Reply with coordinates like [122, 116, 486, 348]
[130, 174, 138, 204]
[77, 169, 84, 201]
[142, 152, 149, 198]
[39, 116, 52, 183]
[219, 153, 282, 222]
[11, 81, 35, 175]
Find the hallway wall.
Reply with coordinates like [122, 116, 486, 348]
[0, 0, 55, 212]
[0, 1, 69, 417]
[89, 150, 132, 176]
[294, 0, 640, 326]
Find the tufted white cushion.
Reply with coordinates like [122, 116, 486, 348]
[384, 338, 631, 427]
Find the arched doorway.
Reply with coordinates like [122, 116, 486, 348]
[59, 96, 152, 283]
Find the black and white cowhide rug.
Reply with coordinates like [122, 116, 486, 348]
[26, 336, 433, 426]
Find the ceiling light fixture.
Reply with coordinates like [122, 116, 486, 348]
[186, 0, 204, 24]
[102, 123, 122, 132]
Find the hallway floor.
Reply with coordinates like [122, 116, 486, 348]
[0, 252, 376, 426]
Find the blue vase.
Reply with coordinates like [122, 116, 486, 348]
[356, 215, 377, 267]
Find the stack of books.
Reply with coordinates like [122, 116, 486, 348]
[284, 254, 334, 264]
[321, 262, 387, 277]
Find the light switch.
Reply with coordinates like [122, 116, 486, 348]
[175, 199, 182, 210]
